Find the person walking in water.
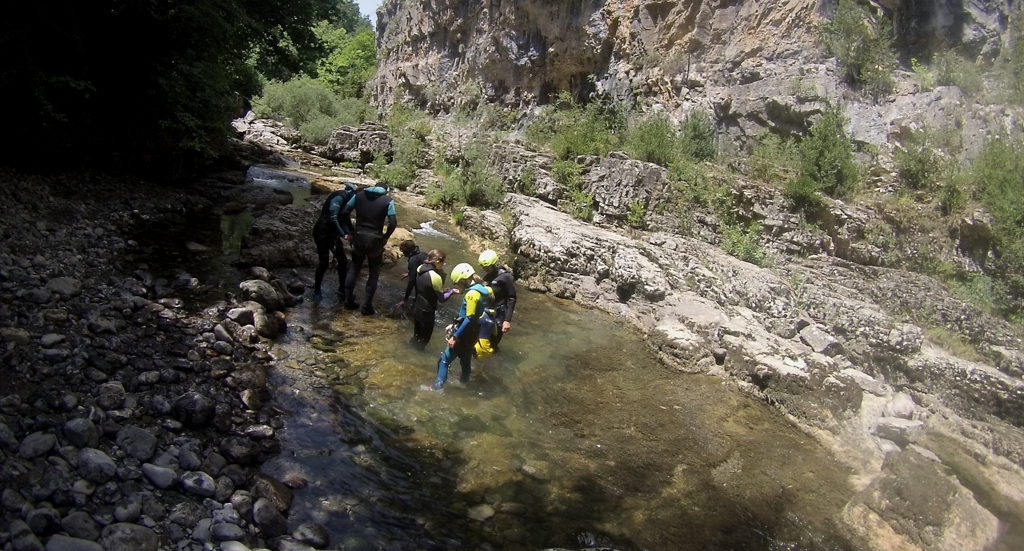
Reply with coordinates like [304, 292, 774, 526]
[411, 249, 458, 349]
[427, 263, 490, 390]
[397, 240, 428, 308]
[478, 250, 517, 349]
[341, 184, 397, 315]
[311, 183, 357, 302]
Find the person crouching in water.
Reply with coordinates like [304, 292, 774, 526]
[412, 250, 458, 349]
[428, 263, 490, 391]
[474, 308, 499, 358]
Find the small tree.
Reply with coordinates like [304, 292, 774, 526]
[799, 103, 859, 199]
[822, 0, 897, 95]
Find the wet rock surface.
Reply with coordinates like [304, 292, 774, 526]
[0, 170, 306, 551]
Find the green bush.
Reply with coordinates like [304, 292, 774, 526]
[822, 0, 897, 95]
[722, 222, 770, 266]
[799, 103, 859, 199]
[680, 110, 717, 162]
[253, 77, 367, 132]
[528, 92, 627, 160]
[752, 132, 800, 186]
[973, 138, 1024, 313]
[297, 98, 368, 145]
[371, 135, 424, 190]
[933, 52, 984, 97]
[515, 166, 538, 195]
[627, 202, 647, 229]
[551, 159, 594, 220]
[784, 175, 824, 211]
[895, 129, 940, 191]
[426, 143, 505, 209]
[625, 115, 679, 167]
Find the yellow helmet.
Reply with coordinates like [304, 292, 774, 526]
[478, 249, 499, 267]
[451, 263, 476, 284]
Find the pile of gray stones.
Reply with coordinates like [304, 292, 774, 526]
[0, 169, 329, 551]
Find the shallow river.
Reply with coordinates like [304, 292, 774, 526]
[221, 169, 863, 551]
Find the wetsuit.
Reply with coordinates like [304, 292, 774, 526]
[312, 187, 354, 295]
[412, 262, 455, 348]
[341, 186, 397, 311]
[402, 247, 429, 304]
[433, 283, 491, 389]
[475, 308, 498, 358]
[482, 265, 517, 348]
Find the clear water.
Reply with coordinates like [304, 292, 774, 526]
[263, 199, 861, 551]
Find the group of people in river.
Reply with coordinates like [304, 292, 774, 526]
[311, 182, 517, 392]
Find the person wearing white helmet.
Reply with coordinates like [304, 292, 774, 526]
[427, 262, 491, 391]
[477, 249, 517, 349]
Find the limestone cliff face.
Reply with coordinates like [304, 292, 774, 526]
[373, 0, 824, 110]
[373, 0, 1012, 146]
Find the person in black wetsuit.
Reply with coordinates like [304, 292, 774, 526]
[477, 249, 517, 349]
[397, 240, 429, 309]
[411, 249, 458, 349]
[311, 183, 357, 301]
[341, 185, 397, 315]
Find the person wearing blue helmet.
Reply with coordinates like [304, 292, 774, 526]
[311, 182, 357, 301]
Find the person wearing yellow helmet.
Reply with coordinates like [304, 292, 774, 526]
[427, 262, 491, 391]
[477, 249, 517, 349]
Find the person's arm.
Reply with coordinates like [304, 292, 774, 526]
[500, 273, 518, 322]
[403, 265, 417, 302]
[340, 194, 357, 236]
[383, 200, 397, 241]
[328, 196, 347, 236]
[453, 290, 481, 339]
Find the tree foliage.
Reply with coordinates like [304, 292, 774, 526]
[821, 0, 897, 95]
[316, 26, 378, 98]
[1, 0, 354, 173]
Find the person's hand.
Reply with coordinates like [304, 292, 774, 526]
[344, 234, 353, 242]
[400, 273, 409, 279]
[397, 300, 405, 308]
[502, 321, 512, 333]
[452, 288, 461, 294]
[447, 337, 457, 348]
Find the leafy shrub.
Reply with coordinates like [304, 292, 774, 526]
[515, 166, 538, 195]
[297, 98, 368, 145]
[972, 138, 1024, 313]
[670, 161, 735, 223]
[625, 115, 679, 167]
[528, 92, 626, 160]
[895, 129, 940, 191]
[679, 110, 717, 162]
[752, 132, 800, 186]
[551, 159, 594, 220]
[253, 77, 368, 139]
[426, 142, 505, 209]
[933, 52, 984, 97]
[784, 175, 825, 211]
[722, 222, 770, 266]
[821, 0, 897, 95]
[799, 103, 859, 199]
[911, 57, 936, 91]
[627, 202, 647, 229]
[1008, 5, 1024, 102]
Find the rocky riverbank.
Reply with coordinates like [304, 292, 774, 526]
[0, 169, 333, 551]
[450, 191, 1024, 551]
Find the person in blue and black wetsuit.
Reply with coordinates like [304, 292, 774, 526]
[397, 240, 429, 309]
[411, 249, 458, 349]
[427, 263, 490, 391]
[311, 183, 357, 301]
[341, 184, 397, 315]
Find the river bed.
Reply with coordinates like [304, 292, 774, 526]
[230, 171, 862, 550]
